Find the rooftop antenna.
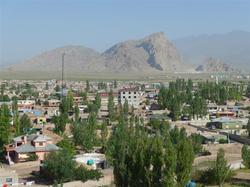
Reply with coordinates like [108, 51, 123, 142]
[61, 52, 65, 101]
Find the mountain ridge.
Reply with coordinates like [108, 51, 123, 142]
[8, 32, 183, 74]
[172, 30, 250, 72]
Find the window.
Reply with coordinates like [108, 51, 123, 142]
[123, 92, 125, 94]
[129, 92, 131, 94]
[39, 142, 43, 146]
[128, 96, 131, 98]
[123, 96, 125, 98]
[134, 96, 136, 98]
[134, 92, 136, 94]
[6, 178, 13, 183]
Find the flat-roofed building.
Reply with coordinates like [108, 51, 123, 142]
[118, 88, 140, 108]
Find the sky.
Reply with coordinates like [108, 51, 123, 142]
[0, 0, 250, 66]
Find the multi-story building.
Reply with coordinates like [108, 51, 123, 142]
[118, 88, 140, 108]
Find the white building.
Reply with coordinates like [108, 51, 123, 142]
[118, 88, 140, 108]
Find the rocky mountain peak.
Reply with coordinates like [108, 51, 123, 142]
[196, 57, 241, 73]
[142, 32, 167, 42]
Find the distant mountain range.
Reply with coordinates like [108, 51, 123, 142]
[8, 32, 183, 74]
[173, 30, 250, 72]
[5, 31, 250, 76]
[196, 57, 241, 74]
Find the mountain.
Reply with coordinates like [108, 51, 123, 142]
[196, 57, 241, 74]
[173, 31, 250, 72]
[102, 32, 182, 73]
[8, 46, 104, 73]
[8, 32, 183, 74]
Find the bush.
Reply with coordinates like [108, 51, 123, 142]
[74, 165, 103, 182]
[219, 138, 228, 144]
[42, 150, 76, 183]
[199, 168, 216, 185]
[242, 145, 250, 169]
[42, 150, 102, 184]
[27, 153, 38, 161]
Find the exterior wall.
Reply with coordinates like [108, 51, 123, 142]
[48, 100, 60, 107]
[0, 174, 19, 186]
[35, 142, 46, 147]
[18, 153, 29, 159]
[119, 91, 140, 108]
[73, 97, 83, 104]
[101, 97, 118, 106]
[221, 122, 243, 130]
[36, 152, 46, 160]
[18, 100, 35, 110]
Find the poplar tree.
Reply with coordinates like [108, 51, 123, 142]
[85, 80, 90, 92]
[12, 97, 20, 135]
[108, 90, 115, 121]
[0, 104, 11, 151]
[94, 93, 101, 109]
[176, 133, 194, 187]
[215, 149, 231, 187]
[242, 145, 250, 169]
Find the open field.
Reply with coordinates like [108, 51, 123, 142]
[1, 70, 249, 82]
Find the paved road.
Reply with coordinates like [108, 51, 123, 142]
[188, 123, 250, 145]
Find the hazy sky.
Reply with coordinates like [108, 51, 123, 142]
[1, 0, 250, 65]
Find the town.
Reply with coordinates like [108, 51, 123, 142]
[1, 77, 250, 186]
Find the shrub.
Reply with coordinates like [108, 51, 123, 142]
[219, 138, 228, 144]
[74, 165, 103, 182]
[27, 153, 38, 161]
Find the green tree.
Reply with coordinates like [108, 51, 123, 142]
[74, 165, 103, 182]
[45, 82, 49, 90]
[246, 117, 250, 137]
[215, 148, 231, 187]
[176, 132, 194, 187]
[101, 119, 108, 150]
[0, 104, 11, 151]
[72, 112, 97, 151]
[57, 137, 76, 156]
[74, 104, 79, 122]
[66, 89, 74, 111]
[123, 99, 129, 118]
[162, 134, 176, 187]
[12, 97, 20, 135]
[190, 133, 203, 155]
[108, 90, 115, 121]
[94, 93, 101, 109]
[114, 80, 117, 89]
[0, 84, 5, 100]
[53, 113, 67, 134]
[43, 149, 102, 184]
[150, 136, 165, 187]
[246, 83, 250, 97]
[85, 80, 90, 92]
[108, 114, 128, 187]
[79, 92, 87, 102]
[242, 145, 250, 169]
[170, 98, 181, 121]
[20, 114, 32, 134]
[42, 150, 76, 183]
[87, 103, 99, 114]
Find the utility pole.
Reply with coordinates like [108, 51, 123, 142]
[61, 52, 65, 101]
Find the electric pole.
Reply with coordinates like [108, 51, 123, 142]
[61, 52, 65, 101]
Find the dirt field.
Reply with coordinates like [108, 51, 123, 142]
[194, 143, 243, 166]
